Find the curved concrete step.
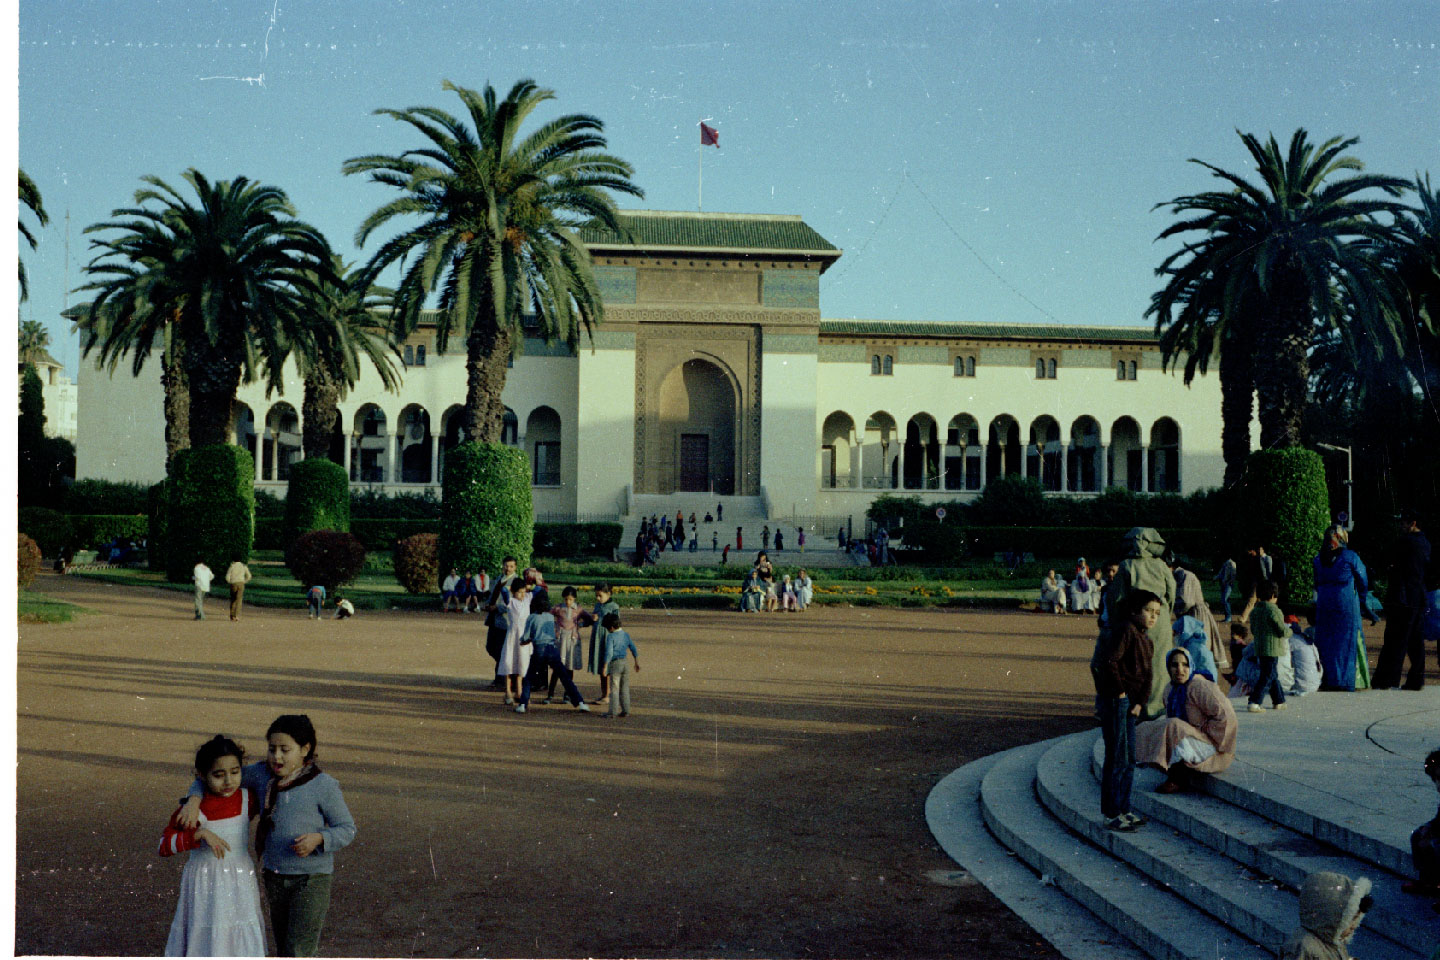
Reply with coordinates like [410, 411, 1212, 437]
[1041, 733, 1421, 959]
[927, 749, 1149, 960]
[980, 734, 1264, 960]
[1085, 737, 1438, 955]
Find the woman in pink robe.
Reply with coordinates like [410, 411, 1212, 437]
[1136, 647, 1238, 792]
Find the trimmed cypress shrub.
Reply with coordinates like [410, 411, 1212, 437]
[282, 458, 351, 549]
[285, 529, 366, 591]
[393, 532, 441, 594]
[165, 444, 255, 583]
[148, 481, 169, 571]
[1233, 448, 1330, 606]
[17, 507, 74, 557]
[63, 478, 150, 515]
[17, 534, 42, 587]
[439, 441, 533, 576]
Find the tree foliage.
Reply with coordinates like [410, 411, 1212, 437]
[286, 529, 366, 592]
[345, 79, 643, 442]
[393, 532, 441, 594]
[19, 169, 48, 302]
[438, 441, 532, 576]
[282, 458, 352, 549]
[164, 444, 255, 583]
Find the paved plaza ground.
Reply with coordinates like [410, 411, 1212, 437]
[15, 575, 1421, 957]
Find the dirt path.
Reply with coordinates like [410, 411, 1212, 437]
[17, 573, 1123, 957]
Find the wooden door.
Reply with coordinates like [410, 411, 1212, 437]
[679, 434, 710, 492]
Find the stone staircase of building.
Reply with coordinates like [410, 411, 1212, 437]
[926, 691, 1439, 960]
[618, 493, 863, 568]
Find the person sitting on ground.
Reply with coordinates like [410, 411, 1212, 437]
[1246, 580, 1289, 713]
[796, 569, 813, 611]
[1227, 622, 1250, 683]
[739, 570, 762, 613]
[1041, 569, 1068, 614]
[1402, 749, 1440, 912]
[441, 568, 462, 612]
[1282, 871, 1373, 960]
[780, 574, 798, 612]
[704, 511, 713, 524]
[333, 595, 355, 619]
[1136, 647, 1237, 794]
[1288, 616, 1323, 697]
[763, 571, 780, 612]
[456, 570, 477, 613]
[1069, 557, 1099, 614]
[1171, 615, 1218, 682]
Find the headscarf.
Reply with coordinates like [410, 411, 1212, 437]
[1164, 647, 1192, 719]
[1319, 524, 1348, 567]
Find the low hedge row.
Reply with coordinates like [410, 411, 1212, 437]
[533, 523, 623, 558]
[17, 508, 150, 556]
[906, 525, 1220, 565]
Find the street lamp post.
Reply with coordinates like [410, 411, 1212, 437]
[1315, 443, 1353, 531]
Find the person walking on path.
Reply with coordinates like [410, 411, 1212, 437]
[191, 560, 214, 621]
[717, 502, 723, 522]
[1105, 528, 1177, 719]
[797, 527, 805, 553]
[1215, 557, 1238, 622]
[1247, 581, 1289, 712]
[1374, 511, 1433, 690]
[224, 558, 252, 622]
[1312, 525, 1370, 692]
[736, 526, 743, 551]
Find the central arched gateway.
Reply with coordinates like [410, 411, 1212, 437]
[654, 358, 737, 494]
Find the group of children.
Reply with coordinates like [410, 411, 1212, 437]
[160, 715, 355, 957]
[489, 577, 642, 719]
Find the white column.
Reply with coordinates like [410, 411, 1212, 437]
[1141, 444, 1150, 493]
[257, 431, 268, 483]
[894, 444, 904, 489]
[979, 442, 988, 489]
[429, 438, 440, 486]
[1097, 443, 1107, 492]
[1059, 442, 1069, 492]
[851, 439, 862, 489]
[383, 431, 394, 486]
[342, 434, 352, 481]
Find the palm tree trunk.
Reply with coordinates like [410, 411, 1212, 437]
[160, 346, 190, 475]
[302, 368, 341, 461]
[462, 323, 512, 443]
[1254, 274, 1311, 449]
[1218, 332, 1254, 486]
[186, 347, 243, 448]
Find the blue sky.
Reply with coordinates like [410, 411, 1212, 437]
[16, 0, 1439, 376]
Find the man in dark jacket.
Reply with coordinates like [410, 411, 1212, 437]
[1374, 511, 1433, 690]
[1092, 588, 1160, 831]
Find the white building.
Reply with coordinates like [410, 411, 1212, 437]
[75, 210, 1226, 529]
[21, 354, 79, 444]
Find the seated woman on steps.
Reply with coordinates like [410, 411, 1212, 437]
[1135, 647, 1238, 794]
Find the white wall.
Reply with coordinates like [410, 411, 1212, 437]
[759, 347, 819, 516]
[574, 337, 636, 516]
[76, 358, 166, 484]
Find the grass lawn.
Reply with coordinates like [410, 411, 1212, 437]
[17, 589, 94, 623]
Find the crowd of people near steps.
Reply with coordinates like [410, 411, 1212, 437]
[1090, 516, 1440, 952]
[627, 502, 896, 566]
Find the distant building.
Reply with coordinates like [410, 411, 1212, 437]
[75, 210, 1227, 528]
[20, 352, 78, 444]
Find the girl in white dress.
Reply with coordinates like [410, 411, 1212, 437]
[498, 578, 534, 705]
[159, 735, 265, 957]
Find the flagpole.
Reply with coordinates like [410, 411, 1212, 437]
[698, 126, 703, 212]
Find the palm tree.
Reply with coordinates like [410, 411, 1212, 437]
[79, 169, 330, 449]
[1149, 129, 1410, 452]
[18, 319, 51, 366]
[1391, 173, 1440, 338]
[19, 169, 49, 302]
[292, 252, 403, 460]
[343, 79, 643, 442]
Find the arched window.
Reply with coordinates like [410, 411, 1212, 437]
[954, 356, 965, 377]
[1036, 358, 1046, 378]
[403, 344, 414, 365]
[416, 344, 426, 366]
[1117, 360, 1127, 380]
[882, 354, 893, 375]
[1048, 358, 1057, 379]
[966, 355, 976, 376]
[501, 408, 519, 446]
[1129, 360, 1137, 380]
[871, 355, 882, 375]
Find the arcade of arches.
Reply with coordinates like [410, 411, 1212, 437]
[820, 412, 1180, 494]
[230, 401, 566, 489]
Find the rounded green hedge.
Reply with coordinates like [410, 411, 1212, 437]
[1235, 447, 1330, 606]
[164, 444, 256, 583]
[439, 441, 533, 577]
[17, 506, 74, 558]
[282, 458, 351, 549]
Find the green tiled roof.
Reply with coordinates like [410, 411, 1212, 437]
[819, 319, 1159, 344]
[580, 210, 839, 254]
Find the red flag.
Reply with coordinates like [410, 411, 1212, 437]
[700, 122, 719, 147]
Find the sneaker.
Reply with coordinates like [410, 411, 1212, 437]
[575, 702, 590, 712]
[1104, 816, 1129, 830]
[542, 697, 554, 705]
[1273, 702, 1287, 711]
[1121, 812, 1146, 828]
[514, 704, 526, 714]
[619, 711, 629, 718]
[504, 697, 515, 706]
[1247, 704, 1264, 713]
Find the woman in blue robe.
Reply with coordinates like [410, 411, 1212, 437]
[1311, 525, 1369, 692]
